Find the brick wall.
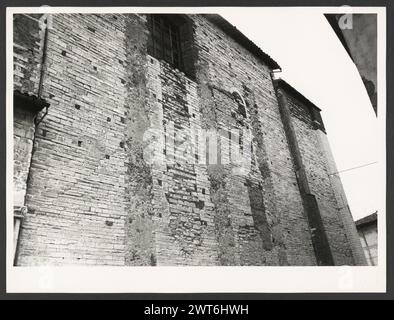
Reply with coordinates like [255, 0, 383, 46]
[13, 14, 45, 95]
[192, 15, 316, 265]
[14, 13, 357, 266]
[286, 93, 355, 265]
[17, 14, 130, 265]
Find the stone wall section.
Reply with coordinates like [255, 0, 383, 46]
[17, 14, 131, 265]
[286, 93, 354, 265]
[13, 14, 45, 95]
[192, 15, 317, 265]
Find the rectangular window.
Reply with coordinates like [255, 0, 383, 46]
[147, 15, 184, 70]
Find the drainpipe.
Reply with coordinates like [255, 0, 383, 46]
[37, 14, 51, 99]
[24, 13, 51, 194]
[34, 14, 51, 125]
[24, 14, 51, 200]
[14, 14, 51, 266]
[272, 76, 334, 266]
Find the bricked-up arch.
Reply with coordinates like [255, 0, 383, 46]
[147, 14, 196, 79]
[231, 89, 248, 119]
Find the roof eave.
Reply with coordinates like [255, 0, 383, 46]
[276, 79, 322, 112]
[204, 14, 281, 70]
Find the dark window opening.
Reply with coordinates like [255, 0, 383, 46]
[147, 14, 195, 77]
[231, 91, 248, 131]
[238, 103, 247, 118]
[232, 91, 247, 118]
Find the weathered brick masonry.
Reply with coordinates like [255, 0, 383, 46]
[12, 13, 366, 265]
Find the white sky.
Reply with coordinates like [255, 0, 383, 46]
[223, 10, 379, 221]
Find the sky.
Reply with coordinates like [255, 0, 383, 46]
[223, 9, 379, 221]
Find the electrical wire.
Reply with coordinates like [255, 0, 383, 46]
[329, 161, 378, 176]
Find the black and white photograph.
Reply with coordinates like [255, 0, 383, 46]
[5, 5, 386, 294]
